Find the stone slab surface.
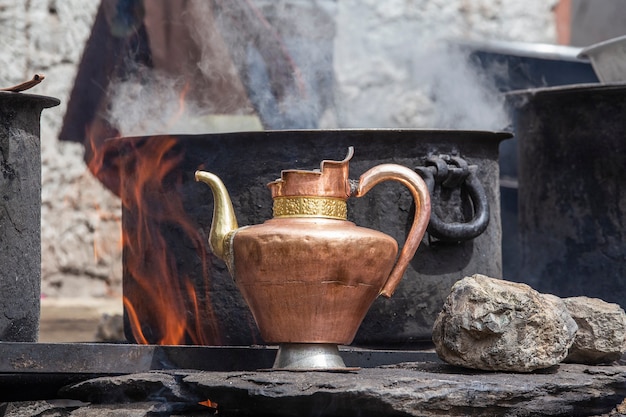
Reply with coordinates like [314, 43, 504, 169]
[24, 361, 624, 416]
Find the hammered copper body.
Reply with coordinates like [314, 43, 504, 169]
[195, 147, 430, 346]
[232, 217, 398, 344]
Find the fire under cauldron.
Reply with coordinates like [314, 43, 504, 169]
[106, 129, 510, 347]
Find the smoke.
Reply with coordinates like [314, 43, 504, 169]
[104, 0, 266, 137]
[104, 0, 339, 135]
[208, 0, 338, 129]
[399, 40, 511, 131]
[106, 67, 202, 137]
[104, 1, 510, 137]
[105, 65, 267, 137]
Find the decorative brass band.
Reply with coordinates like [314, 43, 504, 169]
[273, 196, 347, 219]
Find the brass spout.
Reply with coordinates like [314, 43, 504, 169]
[194, 171, 239, 261]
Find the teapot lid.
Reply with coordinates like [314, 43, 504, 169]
[268, 147, 353, 199]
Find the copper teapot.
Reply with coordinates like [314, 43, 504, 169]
[195, 147, 430, 369]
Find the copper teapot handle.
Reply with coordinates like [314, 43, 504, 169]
[355, 164, 431, 298]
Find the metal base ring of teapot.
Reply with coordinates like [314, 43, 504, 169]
[196, 148, 431, 370]
[272, 343, 351, 370]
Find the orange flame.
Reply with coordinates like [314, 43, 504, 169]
[198, 399, 218, 409]
[81, 56, 230, 345]
[117, 136, 221, 345]
[167, 81, 191, 127]
[123, 297, 148, 345]
[86, 117, 221, 345]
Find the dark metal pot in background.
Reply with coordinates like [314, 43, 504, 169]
[111, 129, 509, 347]
[456, 39, 599, 281]
[0, 92, 59, 341]
[509, 84, 626, 306]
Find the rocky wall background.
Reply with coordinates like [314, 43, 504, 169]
[0, 0, 119, 299]
[0, 0, 557, 300]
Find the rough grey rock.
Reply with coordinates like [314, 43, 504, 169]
[95, 313, 125, 343]
[41, 361, 626, 416]
[2, 400, 188, 417]
[542, 292, 581, 343]
[432, 274, 578, 372]
[563, 296, 626, 365]
[60, 372, 201, 404]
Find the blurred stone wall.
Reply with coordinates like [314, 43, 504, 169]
[570, 0, 626, 46]
[0, 0, 557, 299]
[0, 0, 120, 298]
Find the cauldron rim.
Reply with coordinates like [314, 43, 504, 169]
[505, 82, 626, 99]
[104, 128, 512, 146]
[452, 38, 585, 62]
[0, 91, 60, 108]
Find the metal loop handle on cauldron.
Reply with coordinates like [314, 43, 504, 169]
[415, 155, 489, 242]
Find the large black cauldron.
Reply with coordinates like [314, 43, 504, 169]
[111, 129, 509, 347]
